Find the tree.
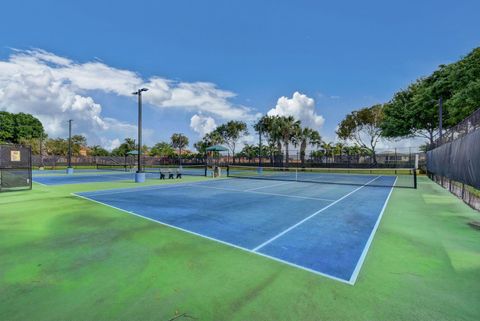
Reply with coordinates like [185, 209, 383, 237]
[14, 113, 44, 141]
[170, 133, 189, 159]
[45, 138, 68, 156]
[18, 137, 42, 155]
[381, 47, 480, 144]
[194, 130, 223, 159]
[237, 144, 258, 163]
[111, 138, 136, 156]
[0, 111, 15, 143]
[336, 105, 384, 164]
[296, 127, 321, 167]
[310, 150, 325, 163]
[44, 135, 87, 156]
[0, 111, 45, 144]
[71, 135, 87, 156]
[381, 81, 439, 144]
[193, 140, 209, 155]
[320, 142, 334, 163]
[150, 142, 175, 157]
[254, 115, 281, 165]
[89, 145, 110, 156]
[214, 121, 248, 164]
[277, 116, 301, 167]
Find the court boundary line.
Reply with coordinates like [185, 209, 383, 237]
[71, 192, 352, 285]
[71, 175, 396, 285]
[185, 183, 336, 202]
[252, 176, 382, 252]
[348, 177, 397, 284]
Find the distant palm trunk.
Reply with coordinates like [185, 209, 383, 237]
[284, 141, 289, 167]
[300, 140, 307, 168]
[276, 141, 282, 166]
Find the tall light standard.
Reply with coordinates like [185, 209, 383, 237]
[66, 119, 74, 174]
[132, 88, 148, 182]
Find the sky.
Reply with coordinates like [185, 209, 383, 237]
[0, 0, 479, 151]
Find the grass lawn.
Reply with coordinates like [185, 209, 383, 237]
[1, 176, 479, 320]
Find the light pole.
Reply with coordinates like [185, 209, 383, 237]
[66, 119, 74, 174]
[132, 88, 148, 182]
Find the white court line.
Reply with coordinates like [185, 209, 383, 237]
[71, 192, 352, 285]
[244, 181, 294, 192]
[186, 183, 336, 202]
[252, 176, 382, 252]
[348, 177, 397, 284]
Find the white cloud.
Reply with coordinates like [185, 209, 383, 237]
[101, 138, 122, 151]
[267, 92, 325, 129]
[149, 80, 258, 120]
[0, 49, 256, 148]
[190, 114, 217, 137]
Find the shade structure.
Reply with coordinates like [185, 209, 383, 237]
[206, 145, 229, 152]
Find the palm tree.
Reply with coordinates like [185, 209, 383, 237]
[255, 115, 283, 166]
[276, 116, 301, 167]
[333, 142, 346, 164]
[171, 133, 189, 165]
[89, 145, 109, 156]
[297, 127, 321, 168]
[320, 142, 334, 164]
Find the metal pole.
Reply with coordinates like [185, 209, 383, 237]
[68, 119, 72, 168]
[137, 91, 142, 173]
[439, 97, 443, 141]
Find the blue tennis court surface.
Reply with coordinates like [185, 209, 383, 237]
[33, 167, 207, 185]
[33, 172, 159, 185]
[33, 169, 106, 175]
[75, 176, 395, 284]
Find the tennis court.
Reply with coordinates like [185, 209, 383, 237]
[32, 165, 207, 185]
[74, 169, 405, 284]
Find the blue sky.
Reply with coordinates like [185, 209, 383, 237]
[0, 0, 479, 150]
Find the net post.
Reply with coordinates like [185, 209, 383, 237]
[226, 165, 230, 177]
[204, 164, 208, 177]
[413, 168, 417, 189]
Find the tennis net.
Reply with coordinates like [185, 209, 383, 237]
[227, 165, 417, 188]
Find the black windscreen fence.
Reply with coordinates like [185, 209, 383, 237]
[427, 124, 480, 190]
[0, 144, 32, 192]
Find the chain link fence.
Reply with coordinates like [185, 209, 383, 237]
[232, 147, 425, 169]
[427, 107, 480, 211]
